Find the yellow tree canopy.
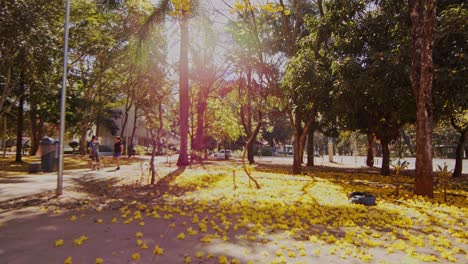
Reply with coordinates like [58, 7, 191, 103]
[169, 0, 191, 17]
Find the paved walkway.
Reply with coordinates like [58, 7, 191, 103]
[1, 155, 465, 203]
[255, 155, 468, 173]
[0, 165, 136, 203]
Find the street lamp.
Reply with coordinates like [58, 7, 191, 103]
[57, 0, 71, 196]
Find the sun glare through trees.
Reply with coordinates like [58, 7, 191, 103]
[0, 0, 467, 263]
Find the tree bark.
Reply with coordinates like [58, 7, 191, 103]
[129, 105, 138, 157]
[453, 128, 466, 178]
[292, 137, 302, 174]
[0, 67, 11, 114]
[247, 140, 255, 164]
[366, 133, 374, 167]
[290, 111, 314, 174]
[79, 126, 88, 155]
[15, 94, 24, 162]
[246, 117, 263, 164]
[150, 134, 158, 185]
[29, 100, 39, 156]
[194, 100, 207, 154]
[409, 0, 436, 197]
[29, 115, 43, 156]
[177, 16, 190, 166]
[120, 97, 133, 139]
[380, 138, 390, 176]
[149, 101, 164, 184]
[306, 127, 314, 166]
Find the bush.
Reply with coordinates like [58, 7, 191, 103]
[99, 145, 112, 152]
[134, 145, 145, 155]
[68, 141, 79, 149]
[260, 147, 273, 156]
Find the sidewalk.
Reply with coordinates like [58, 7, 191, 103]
[0, 162, 147, 203]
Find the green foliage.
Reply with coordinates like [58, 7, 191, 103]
[433, 3, 468, 123]
[391, 159, 409, 196]
[206, 92, 243, 144]
[261, 108, 292, 146]
[133, 145, 146, 155]
[331, 0, 414, 144]
[436, 164, 453, 202]
[392, 160, 409, 176]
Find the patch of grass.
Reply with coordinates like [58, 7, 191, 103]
[0, 155, 142, 176]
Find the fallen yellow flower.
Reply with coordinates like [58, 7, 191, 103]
[55, 239, 64, 247]
[153, 245, 164, 255]
[64, 256, 72, 264]
[131, 253, 140, 261]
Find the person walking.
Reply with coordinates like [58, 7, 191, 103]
[89, 136, 100, 170]
[114, 136, 123, 170]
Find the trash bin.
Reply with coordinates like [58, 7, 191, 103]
[40, 137, 58, 172]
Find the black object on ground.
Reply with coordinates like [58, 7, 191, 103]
[349, 191, 376, 206]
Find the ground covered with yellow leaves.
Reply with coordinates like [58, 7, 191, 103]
[0, 161, 467, 264]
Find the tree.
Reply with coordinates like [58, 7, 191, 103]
[189, 16, 229, 159]
[281, 0, 334, 174]
[205, 92, 243, 153]
[1, 0, 64, 160]
[331, 0, 415, 176]
[99, 0, 196, 166]
[227, 0, 287, 165]
[261, 108, 292, 148]
[409, 0, 437, 197]
[68, 0, 129, 154]
[433, 2, 467, 178]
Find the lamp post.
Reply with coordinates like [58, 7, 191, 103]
[57, 0, 71, 196]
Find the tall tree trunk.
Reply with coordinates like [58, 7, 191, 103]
[306, 127, 315, 166]
[29, 100, 38, 156]
[292, 135, 302, 174]
[246, 119, 263, 164]
[292, 111, 303, 173]
[289, 109, 314, 174]
[150, 102, 164, 184]
[409, 0, 436, 198]
[2, 115, 7, 158]
[29, 117, 43, 156]
[120, 97, 133, 139]
[79, 126, 88, 155]
[130, 105, 138, 151]
[380, 138, 390, 176]
[150, 133, 158, 185]
[0, 67, 11, 114]
[15, 94, 24, 162]
[247, 140, 255, 164]
[177, 17, 190, 166]
[194, 100, 207, 154]
[366, 133, 374, 167]
[453, 129, 466, 178]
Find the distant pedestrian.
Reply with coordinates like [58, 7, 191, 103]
[89, 136, 100, 169]
[114, 136, 123, 170]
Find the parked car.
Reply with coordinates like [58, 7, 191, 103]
[210, 149, 232, 159]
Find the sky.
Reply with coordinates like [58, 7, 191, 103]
[149, 0, 272, 65]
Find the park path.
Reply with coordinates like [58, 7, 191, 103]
[0, 155, 176, 203]
[1, 155, 465, 203]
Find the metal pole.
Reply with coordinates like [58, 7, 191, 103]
[57, 0, 71, 196]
